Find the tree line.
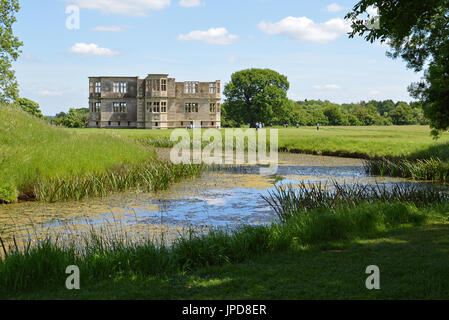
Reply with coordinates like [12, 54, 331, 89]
[221, 68, 428, 128]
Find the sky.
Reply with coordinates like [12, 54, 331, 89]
[13, 0, 423, 116]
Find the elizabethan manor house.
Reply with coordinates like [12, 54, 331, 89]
[88, 74, 221, 129]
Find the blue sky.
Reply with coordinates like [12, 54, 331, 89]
[13, 0, 422, 116]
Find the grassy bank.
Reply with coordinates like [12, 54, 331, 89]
[2, 181, 448, 299]
[0, 104, 202, 203]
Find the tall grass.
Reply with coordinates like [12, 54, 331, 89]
[365, 157, 449, 183]
[262, 181, 449, 223]
[1, 200, 442, 296]
[0, 104, 203, 203]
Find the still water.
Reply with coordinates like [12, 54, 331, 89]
[0, 153, 445, 243]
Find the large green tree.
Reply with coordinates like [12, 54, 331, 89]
[0, 0, 22, 102]
[223, 69, 290, 126]
[346, 0, 449, 136]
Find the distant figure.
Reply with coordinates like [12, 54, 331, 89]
[256, 122, 259, 131]
[317, 123, 320, 131]
[84, 120, 88, 128]
[262, 123, 265, 128]
[296, 123, 299, 128]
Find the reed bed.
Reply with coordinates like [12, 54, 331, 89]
[33, 161, 204, 202]
[365, 157, 449, 183]
[262, 180, 449, 223]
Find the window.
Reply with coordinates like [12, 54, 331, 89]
[146, 102, 152, 112]
[209, 83, 216, 94]
[185, 103, 199, 113]
[113, 82, 127, 93]
[161, 101, 167, 113]
[210, 103, 216, 113]
[95, 82, 101, 93]
[153, 102, 160, 113]
[155, 122, 159, 127]
[113, 102, 120, 112]
[120, 82, 127, 93]
[161, 79, 167, 92]
[118, 122, 121, 126]
[185, 82, 198, 94]
[152, 79, 160, 91]
[120, 102, 127, 113]
[95, 102, 101, 113]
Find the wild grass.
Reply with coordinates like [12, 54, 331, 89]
[262, 181, 449, 223]
[1, 200, 444, 297]
[0, 104, 203, 203]
[365, 157, 449, 183]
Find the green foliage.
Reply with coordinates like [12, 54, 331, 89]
[15, 97, 43, 118]
[54, 108, 89, 128]
[347, 0, 449, 136]
[223, 68, 290, 126]
[0, 0, 22, 102]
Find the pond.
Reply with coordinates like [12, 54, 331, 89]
[0, 153, 446, 245]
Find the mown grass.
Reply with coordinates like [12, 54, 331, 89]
[84, 126, 449, 160]
[1, 201, 448, 299]
[0, 104, 202, 203]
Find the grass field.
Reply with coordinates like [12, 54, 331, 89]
[79, 126, 449, 160]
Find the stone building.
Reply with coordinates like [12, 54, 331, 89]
[88, 74, 221, 129]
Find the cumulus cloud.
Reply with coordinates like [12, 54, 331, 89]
[258, 16, 351, 44]
[178, 28, 238, 45]
[179, 0, 202, 7]
[92, 25, 131, 32]
[69, 43, 118, 56]
[326, 3, 344, 12]
[69, 0, 170, 16]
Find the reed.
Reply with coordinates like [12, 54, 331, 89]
[262, 180, 449, 223]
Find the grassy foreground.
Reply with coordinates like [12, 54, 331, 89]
[0, 104, 202, 203]
[2, 201, 449, 299]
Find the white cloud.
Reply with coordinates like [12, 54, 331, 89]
[313, 84, 341, 90]
[258, 16, 351, 44]
[366, 5, 379, 17]
[369, 90, 380, 95]
[38, 90, 63, 97]
[92, 25, 131, 32]
[69, 43, 118, 56]
[326, 3, 344, 12]
[69, 0, 170, 16]
[179, 0, 202, 7]
[178, 28, 238, 45]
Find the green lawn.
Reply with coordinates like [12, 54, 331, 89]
[10, 222, 449, 300]
[77, 126, 449, 160]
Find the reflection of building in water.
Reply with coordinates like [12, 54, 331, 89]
[88, 74, 221, 129]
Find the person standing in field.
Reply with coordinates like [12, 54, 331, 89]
[317, 123, 320, 131]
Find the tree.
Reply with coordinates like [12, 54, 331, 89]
[55, 108, 89, 128]
[0, 0, 22, 102]
[323, 105, 346, 125]
[15, 97, 43, 118]
[346, 0, 449, 136]
[223, 69, 290, 126]
[390, 102, 416, 125]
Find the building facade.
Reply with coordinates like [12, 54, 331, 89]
[88, 74, 221, 129]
